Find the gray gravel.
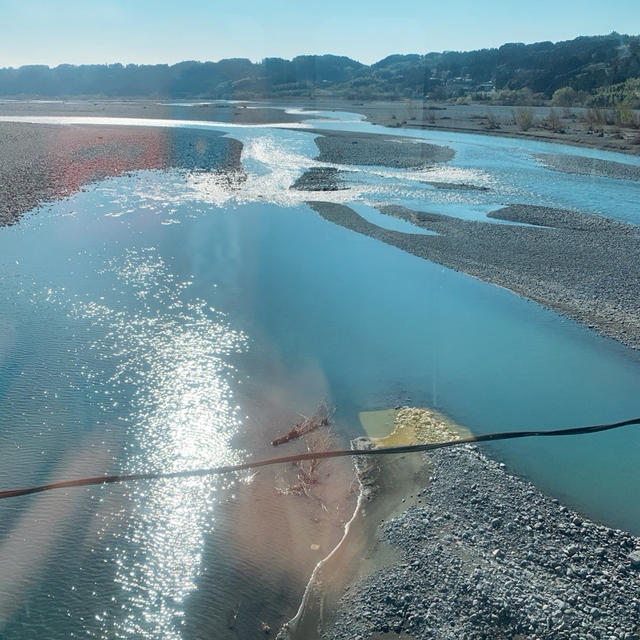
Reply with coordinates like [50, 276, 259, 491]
[306, 129, 455, 168]
[328, 445, 640, 640]
[308, 202, 640, 350]
[536, 153, 640, 182]
[291, 167, 351, 191]
[0, 122, 243, 226]
[422, 181, 490, 191]
[0, 99, 301, 125]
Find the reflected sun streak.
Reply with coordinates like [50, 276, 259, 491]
[55, 247, 248, 639]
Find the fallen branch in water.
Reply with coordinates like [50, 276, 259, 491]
[271, 400, 333, 446]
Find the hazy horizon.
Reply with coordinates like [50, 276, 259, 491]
[2, 0, 640, 68]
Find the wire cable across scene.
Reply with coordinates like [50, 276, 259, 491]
[1, 415, 638, 501]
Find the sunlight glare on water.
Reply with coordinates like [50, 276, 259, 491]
[1, 108, 640, 638]
[46, 247, 247, 639]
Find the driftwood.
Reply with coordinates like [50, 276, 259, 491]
[271, 401, 332, 446]
[276, 428, 334, 501]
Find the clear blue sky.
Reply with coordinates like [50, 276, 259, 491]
[2, 0, 639, 67]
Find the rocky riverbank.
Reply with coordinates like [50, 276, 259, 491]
[308, 202, 640, 350]
[289, 129, 455, 193]
[0, 100, 309, 227]
[0, 122, 245, 226]
[279, 99, 640, 156]
[290, 167, 351, 191]
[304, 129, 454, 168]
[327, 444, 640, 639]
[535, 153, 640, 181]
[0, 99, 301, 125]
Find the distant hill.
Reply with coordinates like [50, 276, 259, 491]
[1, 34, 639, 106]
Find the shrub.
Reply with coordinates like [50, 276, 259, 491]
[485, 110, 501, 129]
[493, 88, 545, 106]
[543, 108, 564, 132]
[615, 106, 637, 128]
[485, 109, 500, 129]
[584, 107, 615, 128]
[516, 107, 535, 131]
[552, 87, 587, 107]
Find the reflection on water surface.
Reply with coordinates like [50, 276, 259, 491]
[0, 111, 639, 638]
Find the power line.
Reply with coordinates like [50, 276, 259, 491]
[1, 415, 638, 501]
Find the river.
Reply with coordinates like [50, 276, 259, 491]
[0, 106, 639, 638]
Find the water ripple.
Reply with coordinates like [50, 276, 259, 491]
[46, 247, 248, 639]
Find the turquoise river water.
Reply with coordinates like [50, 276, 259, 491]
[0, 107, 639, 638]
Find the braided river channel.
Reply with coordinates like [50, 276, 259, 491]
[0, 106, 639, 638]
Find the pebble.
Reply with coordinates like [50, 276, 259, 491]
[328, 446, 640, 640]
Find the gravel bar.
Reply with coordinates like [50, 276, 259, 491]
[328, 445, 640, 640]
[422, 181, 490, 191]
[308, 202, 640, 350]
[290, 167, 351, 191]
[535, 153, 640, 181]
[0, 122, 244, 226]
[0, 99, 301, 124]
[305, 129, 455, 168]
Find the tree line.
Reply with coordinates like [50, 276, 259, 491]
[1, 33, 638, 106]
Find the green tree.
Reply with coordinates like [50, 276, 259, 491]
[552, 87, 585, 107]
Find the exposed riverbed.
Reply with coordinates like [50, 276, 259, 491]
[0, 102, 639, 639]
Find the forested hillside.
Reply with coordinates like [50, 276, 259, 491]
[1, 33, 639, 106]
